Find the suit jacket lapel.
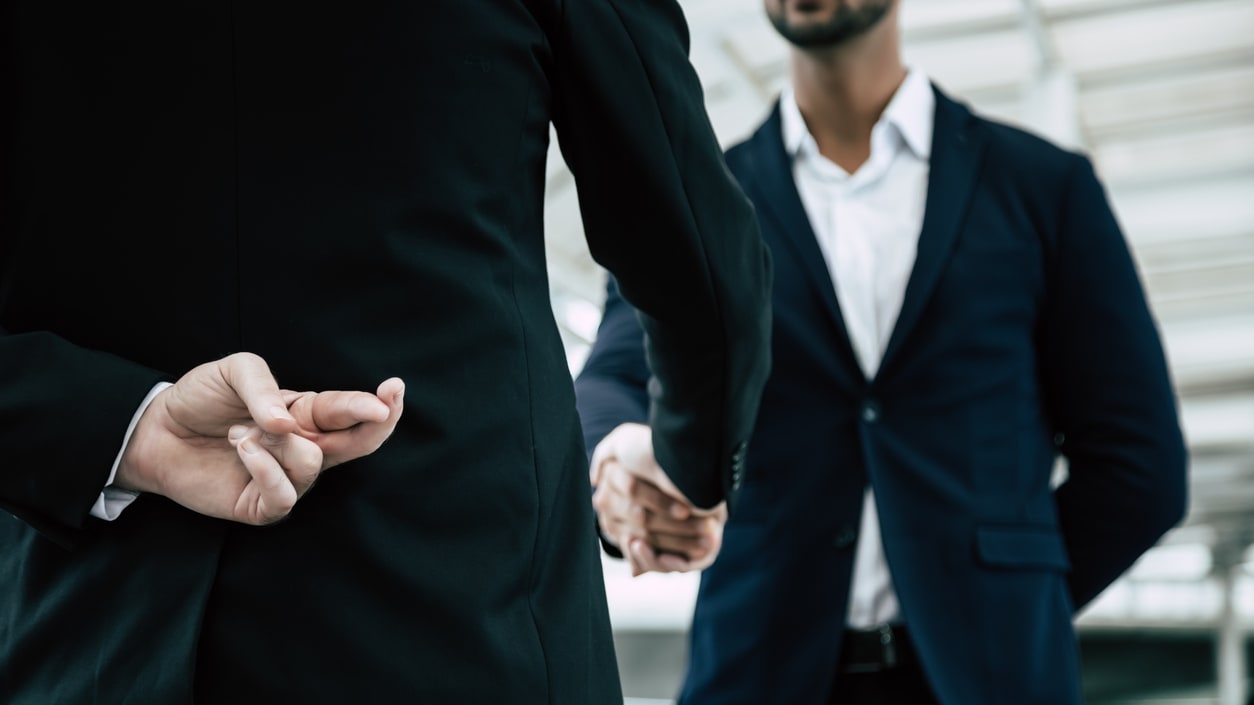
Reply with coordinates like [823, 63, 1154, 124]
[744, 105, 864, 380]
[879, 87, 987, 374]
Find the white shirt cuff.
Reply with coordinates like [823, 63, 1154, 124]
[90, 382, 172, 521]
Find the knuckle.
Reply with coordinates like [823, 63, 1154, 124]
[254, 511, 282, 527]
[271, 498, 296, 518]
[617, 470, 636, 489]
[259, 514, 285, 527]
[298, 444, 324, 474]
[628, 505, 645, 525]
[229, 351, 262, 368]
[302, 455, 324, 477]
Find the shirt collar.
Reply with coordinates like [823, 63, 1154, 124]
[780, 67, 934, 162]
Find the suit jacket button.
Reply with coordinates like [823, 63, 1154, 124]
[833, 528, 857, 550]
[861, 401, 880, 424]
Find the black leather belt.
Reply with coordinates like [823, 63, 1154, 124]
[838, 624, 915, 674]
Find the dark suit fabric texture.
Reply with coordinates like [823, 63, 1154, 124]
[0, 2, 772, 703]
[574, 87, 1188, 705]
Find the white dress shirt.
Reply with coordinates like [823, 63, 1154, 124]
[779, 68, 935, 628]
[90, 382, 170, 520]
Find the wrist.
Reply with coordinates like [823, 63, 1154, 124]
[114, 391, 169, 495]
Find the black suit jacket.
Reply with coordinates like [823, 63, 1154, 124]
[575, 87, 1187, 705]
[0, 2, 771, 703]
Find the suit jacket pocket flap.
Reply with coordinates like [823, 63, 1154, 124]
[976, 526, 1071, 571]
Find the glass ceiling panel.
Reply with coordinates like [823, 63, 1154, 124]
[1110, 176, 1254, 245]
[904, 29, 1039, 92]
[900, 0, 1021, 35]
[1079, 64, 1254, 137]
[1051, 0, 1254, 76]
[721, 18, 789, 78]
[1161, 315, 1254, 391]
[1095, 123, 1254, 186]
[1039, 0, 1176, 14]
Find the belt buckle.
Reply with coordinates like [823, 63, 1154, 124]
[878, 624, 898, 669]
[842, 624, 898, 674]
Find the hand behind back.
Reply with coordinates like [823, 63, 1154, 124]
[116, 352, 404, 525]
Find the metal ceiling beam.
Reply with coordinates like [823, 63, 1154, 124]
[1042, 0, 1238, 24]
[1017, 0, 1087, 149]
[1019, 0, 1060, 68]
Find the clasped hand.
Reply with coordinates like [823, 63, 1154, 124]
[115, 352, 404, 525]
[591, 423, 727, 576]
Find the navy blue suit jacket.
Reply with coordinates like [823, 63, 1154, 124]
[574, 86, 1188, 705]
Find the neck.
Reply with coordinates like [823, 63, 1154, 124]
[788, 6, 907, 171]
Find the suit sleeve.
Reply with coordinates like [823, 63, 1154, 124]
[0, 324, 169, 547]
[550, 0, 772, 509]
[573, 277, 651, 460]
[0, 6, 173, 546]
[1044, 155, 1189, 609]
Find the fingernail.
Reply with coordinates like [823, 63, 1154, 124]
[228, 426, 248, 441]
[393, 387, 405, 404]
[240, 438, 260, 455]
[270, 405, 295, 422]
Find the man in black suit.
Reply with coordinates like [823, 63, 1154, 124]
[0, 1, 772, 703]
[575, 1, 1188, 703]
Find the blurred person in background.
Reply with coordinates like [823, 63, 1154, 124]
[0, 1, 772, 703]
[575, 0, 1188, 703]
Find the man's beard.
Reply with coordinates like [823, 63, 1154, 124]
[767, 1, 894, 49]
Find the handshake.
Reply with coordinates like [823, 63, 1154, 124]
[589, 423, 728, 577]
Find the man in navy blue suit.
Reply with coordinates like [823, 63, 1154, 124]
[574, 1, 1188, 703]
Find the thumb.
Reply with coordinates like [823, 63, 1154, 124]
[603, 423, 695, 509]
[591, 422, 654, 487]
[610, 423, 661, 476]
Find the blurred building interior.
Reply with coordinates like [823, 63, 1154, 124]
[541, 0, 1254, 702]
